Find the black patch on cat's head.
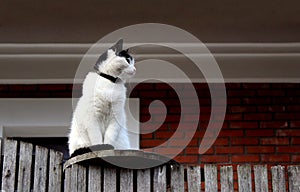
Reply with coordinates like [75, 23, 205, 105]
[118, 49, 133, 64]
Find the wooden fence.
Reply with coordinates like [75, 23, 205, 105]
[0, 139, 300, 192]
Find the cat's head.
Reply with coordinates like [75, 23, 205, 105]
[96, 49, 136, 82]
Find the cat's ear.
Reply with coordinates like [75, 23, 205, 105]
[94, 39, 123, 71]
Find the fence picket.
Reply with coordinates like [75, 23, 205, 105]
[88, 165, 102, 192]
[171, 165, 184, 192]
[104, 167, 117, 192]
[187, 166, 201, 192]
[153, 166, 167, 192]
[205, 164, 218, 192]
[70, 164, 79, 192]
[17, 141, 33, 192]
[137, 169, 151, 192]
[64, 166, 71, 192]
[220, 165, 234, 192]
[254, 165, 268, 192]
[288, 165, 300, 192]
[1, 139, 18, 191]
[238, 164, 252, 192]
[77, 165, 87, 192]
[120, 169, 133, 192]
[271, 165, 286, 192]
[48, 149, 63, 192]
[33, 145, 49, 192]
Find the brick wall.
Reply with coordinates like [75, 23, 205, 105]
[1, 83, 299, 165]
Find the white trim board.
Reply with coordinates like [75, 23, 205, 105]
[0, 98, 140, 149]
[0, 42, 300, 83]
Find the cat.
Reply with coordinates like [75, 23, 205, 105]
[68, 48, 136, 156]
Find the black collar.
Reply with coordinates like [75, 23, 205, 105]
[95, 71, 119, 83]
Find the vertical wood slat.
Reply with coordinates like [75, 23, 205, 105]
[77, 165, 87, 192]
[288, 165, 300, 192]
[171, 165, 185, 192]
[1, 139, 18, 192]
[205, 164, 218, 192]
[271, 165, 286, 192]
[187, 166, 201, 192]
[17, 141, 33, 192]
[254, 165, 268, 192]
[64, 166, 71, 192]
[220, 166, 234, 192]
[137, 169, 151, 192]
[153, 166, 167, 192]
[104, 167, 117, 192]
[70, 164, 79, 192]
[88, 165, 102, 192]
[33, 145, 49, 192]
[48, 149, 63, 192]
[120, 169, 133, 192]
[238, 164, 252, 192]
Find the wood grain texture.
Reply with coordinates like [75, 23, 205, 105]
[1, 139, 18, 191]
[254, 165, 268, 192]
[220, 165, 234, 192]
[204, 164, 218, 192]
[120, 169, 133, 192]
[187, 166, 201, 192]
[271, 165, 286, 192]
[171, 165, 184, 192]
[137, 169, 151, 192]
[104, 167, 117, 192]
[288, 165, 300, 192]
[17, 141, 33, 192]
[88, 165, 102, 192]
[237, 164, 252, 192]
[48, 149, 63, 192]
[33, 145, 49, 192]
[153, 166, 167, 192]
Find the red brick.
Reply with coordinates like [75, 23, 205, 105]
[292, 155, 300, 162]
[258, 106, 285, 112]
[154, 147, 183, 155]
[155, 131, 184, 139]
[247, 146, 275, 154]
[163, 115, 181, 123]
[226, 83, 241, 89]
[231, 138, 259, 145]
[230, 106, 256, 113]
[257, 90, 285, 97]
[213, 138, 229, 146]
[174, 155, 198, 164]
[9, 85, 37, 91]
[277, 146, 300, 153]
[260, 121, 288, 129]
[243, 98, 271, 105]
[287, 105, 300, 112]
[242, 83, 270, 89]
[229, 122, 258, 129]
[275, 113, 300, 120]
[245, 129, 274, 137]
[232, 155, 259, 163]
[140, 140, 165, 148]
[0, 85, 8, 91]
[141, 123, 168, 132]
[215, 146, 244, 154]
[132, 83, 154, 90]
[261, 155, 290, 163]
[139, 91, 167, 98]
[291, 121, 300, 128]
[168, 138, 198, 147]
[141, 133, 153, 139]
[223, 114, 243, 121]
[277, 129, 300, 137]
[39, 85, 67, 91]
[218, 130, 244, 137]
[260, 138, 289, 145]
[227, 90, 256, 97]
[227, 98, 241, 105]
[201, 155, 229, 163]
[186, 147, 214, 155]
[291, 138, 300, 145]
[244, 114, 272, 121]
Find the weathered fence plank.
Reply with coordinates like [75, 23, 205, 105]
[1, 139, 18, 191]
[288, 165, 300, 192]
[17, 141, 33, 192]
[171, 165, 185, 192]
[77, 165, 87, 192]
[64, 166, 71, 192]
[205, 164, 218, 192]
[187, 165, 201, 192]
[70, 164, 79, 192]
[104, 167, 117, 192]
[254, 165, 268, 192]
[33, 145, 49, 192]
[153, 166, 167, 192]
[88, 165, 102, 192]
[238, 164, 252, 192]
[48, 149, 63, 192]
[137, 169, 151, 192]
[120, 169, 133, 192]
[220, 165, 234, 192]
[271, 165, 286, 192]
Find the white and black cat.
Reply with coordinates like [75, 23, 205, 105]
[68, 47, 135, 156]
